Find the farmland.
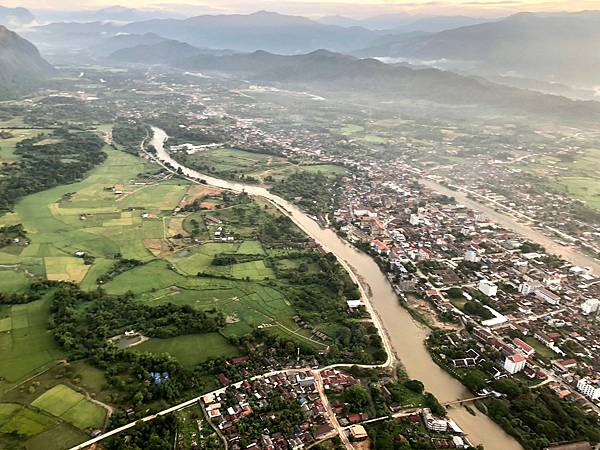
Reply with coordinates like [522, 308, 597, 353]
[177, 146, 348, 184]
[0, 131, 365, 389]
[31, 384, 106, 429]
[518, 148, 600, 212]
[133, 333, 240, 366]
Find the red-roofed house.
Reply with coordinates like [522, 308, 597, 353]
[513, 338, 535, 358]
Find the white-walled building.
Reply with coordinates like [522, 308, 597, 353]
[478, 279, 498, 297]
[581, 298, 599, 316]
[409, 213, 420, 226]
[464, 249, 481, 263]
[504, 354, 526, 374]
[576, 377, 600, 401]
[534, 287, 560, 305]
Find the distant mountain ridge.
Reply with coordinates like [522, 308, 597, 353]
[110, 39, 232, 64]
[354, 11, 600, 87]
[0, 25, 54, 96]
[0, 6, 34, 27]
[319, 13, 488, 32]
[29, 11, 381, 54]
[168, 49, 600, 124]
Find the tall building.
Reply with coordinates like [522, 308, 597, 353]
[576, 378, 600, 401]
[504, 354, 526, 374]
[581, 298, 599, 316]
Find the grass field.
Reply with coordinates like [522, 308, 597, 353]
[0, 129, 53, 163]
[520, 148, 600, 211]
[31, 384, 106, 430]
[0, 298, 64, 388]
[184, 147, 348, 184]
[524, 337, 556, 359]
[133, 333, 239, 366]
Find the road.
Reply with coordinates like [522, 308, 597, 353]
[67, 128, 522, 450]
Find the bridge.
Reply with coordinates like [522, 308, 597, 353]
[442, 394, 494, 408]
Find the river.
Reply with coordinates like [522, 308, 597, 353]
[149, 127, 522, 450]
[420, 179, 600, 274]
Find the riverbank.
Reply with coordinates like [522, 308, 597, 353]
[420, 178, 600, 274]
[148, 126, 523, 450]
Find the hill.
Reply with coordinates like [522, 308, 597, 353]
[176, 49, 600, 123]
[0, 25, 54, 97]
[320, 13, 487, 32]
[0, 6, 34, 27]
[354, 11, 600, 87]
[90, 32, 167, 56]
[110, 39, 226, 64]
[121, 11, 379, 54]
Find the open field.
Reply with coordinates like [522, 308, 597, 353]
[182, 147, 348, 183]
[133, 333, 240, 366]
[524, 337, 556, 359]
[0, 129, 53, 163]
[0, 402, 87, 450]
[0, 298, 64, 389]
[520, 148, 600, 211]
[31, 384, 106, 430]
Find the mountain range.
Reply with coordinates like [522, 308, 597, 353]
[121, 48, 600, 124]
[0, 6, 34, 27]
[319, 14, 488, 32]
[27, 11, 381, 54]
[0, 25, 53, 97]
[355, 11, 600, 88]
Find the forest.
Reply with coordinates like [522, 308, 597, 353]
[0, 129, 105, 210]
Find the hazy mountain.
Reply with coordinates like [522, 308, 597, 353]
[175, 49, 600, 123]
[33, 6, 182, 23]
[319, 13, 486, 32]
[90, 32, 167, 56]
[0, 25, 53, 96]
[121, 11, 379, 54]
[354, 11, 600, 87]
[0, 6, 35, 27]
[110, 39, 231, 64]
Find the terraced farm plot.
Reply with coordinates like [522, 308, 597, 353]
[31, 384, 106, 430]
[44, 256, 90, 283]
[236, 240, 265, 255]
[0, 299, 64, 385]
[0, 403, 57, 437]
[0, 268, 32, 292]
[118, 182, 189, 211]
[133, 333, 239, 367]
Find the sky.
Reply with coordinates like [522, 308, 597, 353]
[6, 0, 600, 18]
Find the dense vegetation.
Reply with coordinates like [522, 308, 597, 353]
[486, 383, 600, 450]
[0, 129, 105, 210]
[271, 171, 342, 216]
[112, 119, 148, 154]
[50, 284, 225, 351]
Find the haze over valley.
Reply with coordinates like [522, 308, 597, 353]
[0, 3, 599, 450]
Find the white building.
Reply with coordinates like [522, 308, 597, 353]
[534, 287, 560, 305]
[464, 249, 481, 263]
[577, 378, 600, 401]
[422, 408, 448, 432]
[504, 354, 526, 374]
[409, 213, 420, 226]
[478, 280, 498, 297]
[519, 281, 540, 296]
[581, 298, 600, 316]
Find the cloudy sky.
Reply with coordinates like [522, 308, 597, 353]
[7, 0, 600, 17]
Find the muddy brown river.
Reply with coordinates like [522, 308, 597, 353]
[150, 127, 522, 450]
